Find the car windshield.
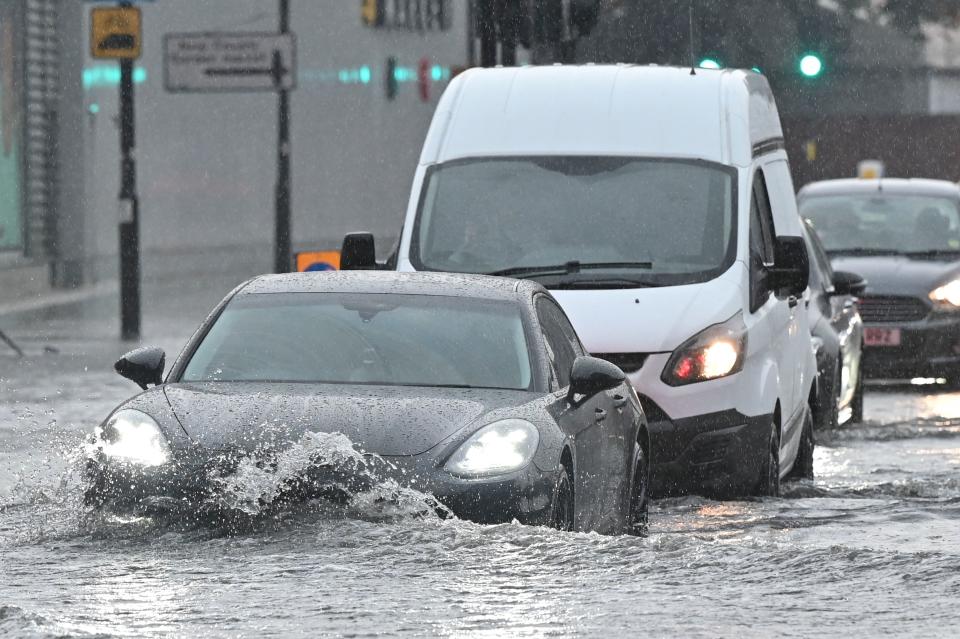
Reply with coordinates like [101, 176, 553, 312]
[800, 193, 960, 254]
[413, 157, 737, 286]
[181, 293, 533, 390]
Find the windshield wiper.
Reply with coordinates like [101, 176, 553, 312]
[549, 278, 662, 290]
[825, 248, 902, 257]
[902, 249, 960, 257]
[486, 260, 654, 279]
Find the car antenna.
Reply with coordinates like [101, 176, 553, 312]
[689, 3, 697, 75]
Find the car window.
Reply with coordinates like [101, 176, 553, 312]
[182, 292, 533, 390]
[413, 156, 737, 287]
[800, 193, 960, 253]
[535, 297, 579, 389]
[749, 168, 776, 312]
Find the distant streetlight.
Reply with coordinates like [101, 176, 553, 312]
[698, 58, 721, 70]
[799, 53, 824, 78]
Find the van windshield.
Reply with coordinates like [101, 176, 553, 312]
[412, 157, 737, 287]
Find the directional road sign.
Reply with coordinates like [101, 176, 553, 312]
[91, 6, 142, 60]
[164, 32, 296, 92]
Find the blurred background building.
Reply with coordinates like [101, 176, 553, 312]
[4, 0, 960, 295]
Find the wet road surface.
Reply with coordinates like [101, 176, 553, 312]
[1, 279, 958, 637]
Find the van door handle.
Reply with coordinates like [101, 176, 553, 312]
[594, 407, 607, 422]
[788, 296, 799, 308]
[612, 394, 628, 408]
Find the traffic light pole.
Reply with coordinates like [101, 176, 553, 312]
[274, 0, 292, 273]
[118, 8, 140, 341]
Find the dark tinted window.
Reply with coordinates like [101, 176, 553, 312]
[749, 169, 776, 311]
[182, 293, 532, 390]
[536, 297, 579, 388]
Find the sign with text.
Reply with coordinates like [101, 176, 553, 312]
[163, 32, 296, 92]
[91, 6, 142, 59]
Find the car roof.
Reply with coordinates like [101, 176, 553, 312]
[420, 64, 782, 168]
[237, 270, 546, 301]
[798, 178, 960, 199]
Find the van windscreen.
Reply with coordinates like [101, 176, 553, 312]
[411, 157, 737, 287]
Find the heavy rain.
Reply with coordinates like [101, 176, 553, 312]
[2, 1, 960, 637]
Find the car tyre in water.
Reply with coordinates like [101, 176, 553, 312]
[754, 420, 781, 497]
[786, 409, 815, 481]
[627, 443, 649, 534]
[850, 365, 864, 424]
[551, 464, 575, 532]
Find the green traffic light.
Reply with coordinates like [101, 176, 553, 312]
[698, 58, 721, 70]
[799, 54, 823, 78]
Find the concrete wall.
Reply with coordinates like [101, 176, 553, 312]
[80, 0, 467, 280]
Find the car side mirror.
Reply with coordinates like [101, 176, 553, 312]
[115, 347, 165, 390]
[832, 270, 867, 297]
[768, 235, 810, 297]
[340, 232, 378, 270]
[567, 355, 626, 404]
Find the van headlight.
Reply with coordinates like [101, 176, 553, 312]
[95, 409, 171, 467]
[662, 313, 748, 386]
[929, 279, 960, 308]
[444, 419, 539, 478]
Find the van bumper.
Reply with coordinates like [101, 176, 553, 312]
[641, 398, 771, 498]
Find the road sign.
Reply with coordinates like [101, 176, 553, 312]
[91, 6, 142, 60]
[164, 32, 296, 92]
[296, 250, 340, 272]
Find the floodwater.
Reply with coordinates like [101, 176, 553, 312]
[1, 284, 959, 637]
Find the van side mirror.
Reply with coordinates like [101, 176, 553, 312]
[769, 235, 810, 296]
[567, 356, 626, 404]
[832, 270, 867, 297]
[115, 347, 165, 390]
[340, 232, 378, 270]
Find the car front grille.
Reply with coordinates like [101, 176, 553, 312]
[857, 296, 929, 324]
[595, 353, 648, 374]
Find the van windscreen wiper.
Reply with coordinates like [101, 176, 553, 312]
[486, 261, 654, 279]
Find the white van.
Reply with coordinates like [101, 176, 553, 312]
[344, 65, 817, 497]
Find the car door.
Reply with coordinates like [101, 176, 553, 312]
[749, 166, 795, 426]
[535, 295, 612, 529]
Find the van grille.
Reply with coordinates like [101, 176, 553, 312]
[857, 296, 929, 324]
[595, 353, 648, 374]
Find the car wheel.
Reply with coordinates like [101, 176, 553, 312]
[786, 409, 815, 481]
[550, 464, 575, 532]
[627, 443, 649, 534]
[754, 420, 780, 497]
[850, 365, 865, 424]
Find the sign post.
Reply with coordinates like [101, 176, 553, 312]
[91, 2, 142, 341]
[275, 0, 292, 274]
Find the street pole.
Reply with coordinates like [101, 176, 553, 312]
[274, 0, 292, 273]
[118, 2, 140, 340]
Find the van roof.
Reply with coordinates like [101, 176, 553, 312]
[420, 65, 783, 168]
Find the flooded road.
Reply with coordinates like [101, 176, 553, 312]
[1, 283, 959, 637]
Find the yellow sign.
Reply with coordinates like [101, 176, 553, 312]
[91, 7, 141, 60]
[296, 250, 341, 272]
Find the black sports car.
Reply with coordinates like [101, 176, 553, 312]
[801, 219, 866, 429]
[87, 271, 650, 534]
[800, 178, 960, 382]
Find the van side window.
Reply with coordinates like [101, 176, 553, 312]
[750, 169, 777, 312]
[536, 297, 579, 389]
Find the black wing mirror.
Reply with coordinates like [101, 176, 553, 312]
[567, 355, 626, 404]
[115, 346, 165, 390]
[340, 232, 378, 270]
[769, 235, 810, 297]
[832, 270, 867, 297]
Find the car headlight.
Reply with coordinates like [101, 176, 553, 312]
[444, 419, 539, 478]
[95, 409, 171, 467]
[662, 312, 747, 386]
[930, 279, 960, 308]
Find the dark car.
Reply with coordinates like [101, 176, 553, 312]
[799, 178, 960, 383]
[801, 219, 866, 428]
[86, 271, 650, 534]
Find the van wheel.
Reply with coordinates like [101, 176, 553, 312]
[551, 465, 574, 532]
[754, 421, 780, 497]
[787, 410, 815, 481]
[627, 443, 649, 535]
